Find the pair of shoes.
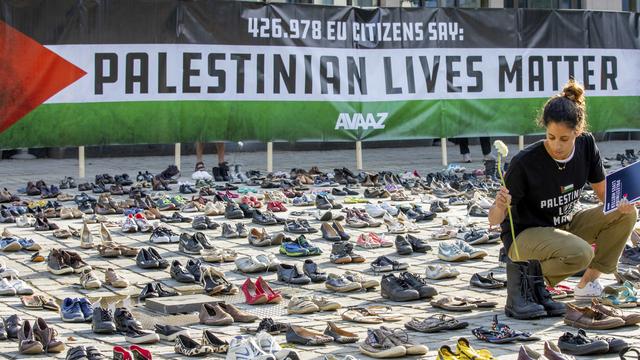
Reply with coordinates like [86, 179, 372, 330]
[287, 296, 340, 314]
[66, 345, 104, 359]
[471, 315, 540, 344]
[227, 333, 296, 360]
[286, 325, 333, 346]
[136, 247, 169, 269]
[47, 249, 91, 275]
[199, 302, 259, 326]
[405, 313, 468, 333]
[79, 268, 102, 289]
[18, 318, 65, 354]
[284, 219, 317, 234]
[200, 266, 238, 295]
[371, 256, 409, 272]
[438, 240, 487, 262]
[279, 235, 322, 256]
[221, 222, 248, 238]
[138, 282, 180, 301]
[175, 331, 220, 356]
[0, 236, 40, 252]
[329, 241, 365, 264]
[380, 272, 437, 301]
[92, 307, 117, 334]
[113, 308, 160, 344]
[0, 277, 33, 295]
[61, 297, 93, 322]
[113, 345, 152, 360]
[321, 221, 350, 241]
[235, 254, 281, 273]
[437, 338, 493, 360]
[395, 234, 431, 255]
[505, 260, 562, 320]
[359, 327, 427, 358]
[248, 228, 284, 246]
[558, 329, 628, 355]
[325, 274, 362, 293]
[242, 277, 282, 304]
[357, 233, 393, 248]
[148, 227, 180, 243]
[277, 263, 311, 284]
[470, 272, 506, 289]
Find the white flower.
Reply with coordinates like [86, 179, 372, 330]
[494, 140, 509, 157]
[237, 141, 244, 148]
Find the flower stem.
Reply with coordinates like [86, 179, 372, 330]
[497, 154, 520, 261]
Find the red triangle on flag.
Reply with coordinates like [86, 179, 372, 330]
[0, 21, 86, 133]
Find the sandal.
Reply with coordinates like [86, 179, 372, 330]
[430, 297, 477, 312]
[620, 346, 640, 360]
[472, 315, 540, 344]
[366, 305, 402, 322]
[454, 296, 498, 308]
[341, 307, 383, 324]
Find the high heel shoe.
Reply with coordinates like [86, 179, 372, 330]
[129, 344, 152, 360]
[255, 276, 283, 303]
[241, 278, 269, 305]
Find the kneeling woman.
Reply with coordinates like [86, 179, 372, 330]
[489, 80, 637, 319]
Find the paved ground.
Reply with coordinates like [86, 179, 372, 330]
[0, 139, 639, 359]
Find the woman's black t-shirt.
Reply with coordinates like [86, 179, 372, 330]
[500, 133, 605, 250]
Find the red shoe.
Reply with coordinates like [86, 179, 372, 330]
[276, 201, 287, 212]
[241, 278, 269, 305]
[130, 345, 152, 359]
[555, 284, 574, 295]
[255, 276, 283, 304]
[113, 346, 133, 360]
[267, 201, 280, 212]
[225, 190, 239, 199]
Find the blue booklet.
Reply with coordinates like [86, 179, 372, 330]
[604, 160, 640, 214]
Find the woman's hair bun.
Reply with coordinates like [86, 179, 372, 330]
[562, 79, 585, 105]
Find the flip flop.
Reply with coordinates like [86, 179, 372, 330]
[455, 296, 498, 308]
[405, 314, 468, 333]
[341, 308, 383, 324]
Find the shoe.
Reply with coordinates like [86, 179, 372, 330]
[406, 234, 431, 252]
[18, 320, 44, 354]
[80, 223, 94, 249]
[105, 268, 129, 288]
[287, 296, 320, 314]
[279, 237, 309, 257]
[329, 241, 352, 264]
[332, 221, 350, 240]
[321, 222, 342, 241]
[219, 303, 259, 323]
[178, 233, 204, 255]
[114, 307, 142, 332]
[324, 321, 359, 343]
[380, 274, 420, 301]
[170, 260, 196, 283]
[379, 326, 427, 355]
[358, 328, 406, 358]
[138, 283, 159, 301]
[344, 271, 379, 290]
[47, 249, 73, 275]
[544, 341, 575, 360]
[371, 256, 408, 272]
[438, 242, 470, 262]
[395, 235, 413, 255]
[92, 307, 116, 334]
[557, 330, 609, 355]
[61, 298, 86, 322]
[32, 317, 64, 353]
[277, 263, 311, 285]
[201, 329, 229, 353]
[136, 248, 160, 269]
[564, 303, 625, 329]
[470, 273, 506, 289]
[527, 260, 565, 316]
[227, 335, 275, 360]
[154, 324, 189, 341]
[303, 259, 327, 282]
[241, 278, 269, 305]
[574, 279, 603, 300]
[199, 303, 233, 326]
[80, 269, 102, 289]
[0, 278, 15, 295]
[311, 296, 341, 311]
[236, 256, 268, 273]
[453, 239, 488, 259]
[505, 260, 547, 320]
[174, 334, 213, 356]
[399, 272, 437, 298]
[456, 337, 491, 359]
[286, 325, 333, 346]
[113, 346, 133, 360]
[124, 326, 160, 344]
[61, 250, 92, 273]
[590, 298, 640, 325]
[4, 314, 22, 339]
[325, 273, 361, 292]
[255, 276, 283, 303]
[185, 259, 203, 282]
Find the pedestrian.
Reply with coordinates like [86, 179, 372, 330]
[192, 142, 225, 180]
[488, 79, 637, 319]
[451, 137, 493, 163]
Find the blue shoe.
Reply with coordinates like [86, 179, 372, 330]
[296, 236, 322, 256]
[0, 238, 21, 252]
[61, 298, 85, 322]
[17, 238, 40, 251]
[78, 298, 93, 321]
[279, 240, 308, 257]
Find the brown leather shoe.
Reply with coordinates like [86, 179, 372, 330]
[199, 303, 233, 326]
[591, 299, 640, 326]
[564, 303, 625, 329]
[218, 303, 259, 323]
[33, 317, 65, 353]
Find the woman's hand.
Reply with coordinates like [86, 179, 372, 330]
[617, 196, 637, 214]
[494, 186, 511, 210]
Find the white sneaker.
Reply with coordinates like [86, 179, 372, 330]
[192, 170, 213, 181]
[0, 278, 16, 295]
[574, 279, 603, 300]
[379, 202, 399, 216]
[226, 335, 275, 360]
[365, 204, 387, 218]
[8, 278, 33, 295]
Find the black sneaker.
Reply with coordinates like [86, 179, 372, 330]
[155, 283, 180, 297]
[380, 274, 420, 302]
[91, 307, 116, 334]
[136, 248, 160, 269]
[138, 283, 159, 301]
[154, 324, 189, 341]
[400, 272, 437, 299]
[224, 202, 244, 219]
[186, 259, 203, 282]
[147, 247, 169, 268]
[192, 216, 208, 230]
[178, 233, 204, 255]
[222, 223, 239, 238]
[114, 308, 142, 333]
[395, 235, 413, 255]
[252, 210, 277, 225]
[558, 330, 610, 355]
[406, 234, 431, 253]
[124, 325, 160, 344]
[302, 259, 327, 283]
[193, 232, 215, 250]
[331, 188, 347, 196]
[170, 260, 196, 283]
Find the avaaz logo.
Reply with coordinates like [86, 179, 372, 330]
[335, 112, 388, 130]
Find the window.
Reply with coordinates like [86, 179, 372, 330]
[622, 0, 639, 11]
[559, 0, 582, 8]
